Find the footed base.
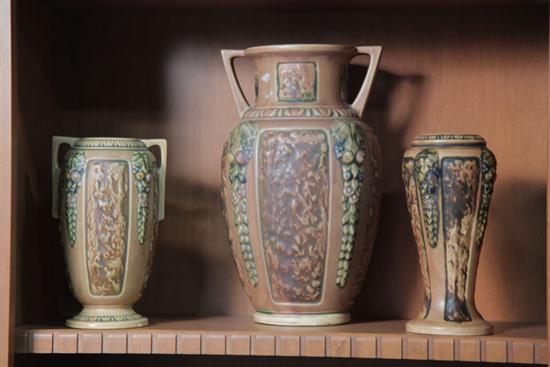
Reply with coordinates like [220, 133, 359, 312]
[406, 318, 493, 336]
[66, 306, 148, 329]
[254, 311, 350, 326]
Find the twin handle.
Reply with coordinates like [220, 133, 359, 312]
[51, 137, 167, 221]
[221, 46, 383, 118]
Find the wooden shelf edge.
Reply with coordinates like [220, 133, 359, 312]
[14, 317, 548, 364]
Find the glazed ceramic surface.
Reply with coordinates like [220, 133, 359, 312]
[221, 44, 382, 326]
[52, 137, 167, 329]
[402, 134, 496, 336]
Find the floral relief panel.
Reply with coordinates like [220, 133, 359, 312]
[86, 160, 129, 296]
[441, 157, 480, 322]
[258, 129, 329, 303]
[277, 62, 317, 102]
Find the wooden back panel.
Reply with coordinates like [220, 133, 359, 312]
[14, 4, 548, 324]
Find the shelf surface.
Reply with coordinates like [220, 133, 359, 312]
[16, 317, 547, 364]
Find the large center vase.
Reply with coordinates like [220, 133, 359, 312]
[220, 44, 383, 326]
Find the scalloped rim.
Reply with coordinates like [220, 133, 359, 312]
[412, 134, 486, 147]
[73, 137, 147, 149]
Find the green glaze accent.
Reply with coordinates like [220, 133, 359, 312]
[74, 138, 147, 149]
[132, 152, 156, 245]
[63, 151, 86, 246]
[414, 149, 440, 248]
[332, 120, 366, 288]
[226, 122, 259, 287]
[475, 149, 497, 248]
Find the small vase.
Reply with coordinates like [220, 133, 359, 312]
[52, 136, 167, 329]
[402, 134, 496, 336]
[220, 44, 383, 326]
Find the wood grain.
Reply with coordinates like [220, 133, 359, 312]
[127, 333, 152, 354]
[176, 334, 200, 354]
[77, 333, 102, 354]
[152, 333, 176, 354]
[406, 335, 428, 360]
[327, 336, 351, 358]
[15, 318, 547, 364]
[252, 335, 275, 356]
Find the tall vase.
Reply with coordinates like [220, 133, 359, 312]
[52, 137, 167, 329]
[221, 44, 383, 326]
[402, 134, 496, 336]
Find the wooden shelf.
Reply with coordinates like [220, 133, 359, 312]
[15, 317, 547, 364]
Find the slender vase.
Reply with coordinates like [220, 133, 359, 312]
[402, 134, 496, 336]
[52, 136, 167, 329]
[221, 44, 383, 326]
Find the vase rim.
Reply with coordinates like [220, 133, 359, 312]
[73, 137, 147, 149]
[245, 44, 357, 56]
[411, 134, 486, 147]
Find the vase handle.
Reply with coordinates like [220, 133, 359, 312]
[51, 136, 79, 219]
[143, 139, 167, 221]
[221, 49, 250, 118]
[351, 46, 383, 118]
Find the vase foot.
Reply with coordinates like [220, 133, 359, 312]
[253, 311, 350, 326]
[66, 306, 148, 329]
[406, 318, 493, 336]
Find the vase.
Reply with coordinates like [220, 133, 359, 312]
[402, 134, 496, 336]
[52, 136, 167, 329]
[220, 44, 383, 326]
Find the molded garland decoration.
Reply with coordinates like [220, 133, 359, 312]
[332, 120, 366, 288]
[402, 157, 431, 319]
[414, 149, 440, 248]
[475, 149, 497, 248]
[225, 122, 259, 287]
[63, 151, 86, 246]
[132, 152, 155, 245]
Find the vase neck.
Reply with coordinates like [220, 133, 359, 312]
[248, 50, 355, 110]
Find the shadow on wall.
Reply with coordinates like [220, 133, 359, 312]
[135, 176, 254, 318]
[349, 66, 429, 320]
[475, 178, 546, 322]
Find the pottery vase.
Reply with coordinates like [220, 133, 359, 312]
[402, 134, 496, 336]
[221, 44, 383, 326]
[52, 136, 167, 329]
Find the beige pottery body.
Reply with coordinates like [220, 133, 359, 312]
[402, 134, 496, 335]
[52, 137, 166, 329]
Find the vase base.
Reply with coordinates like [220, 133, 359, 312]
[66, 306, 148, 329]
[406, 318, 493, 336]
[253, 311, 350, 326]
